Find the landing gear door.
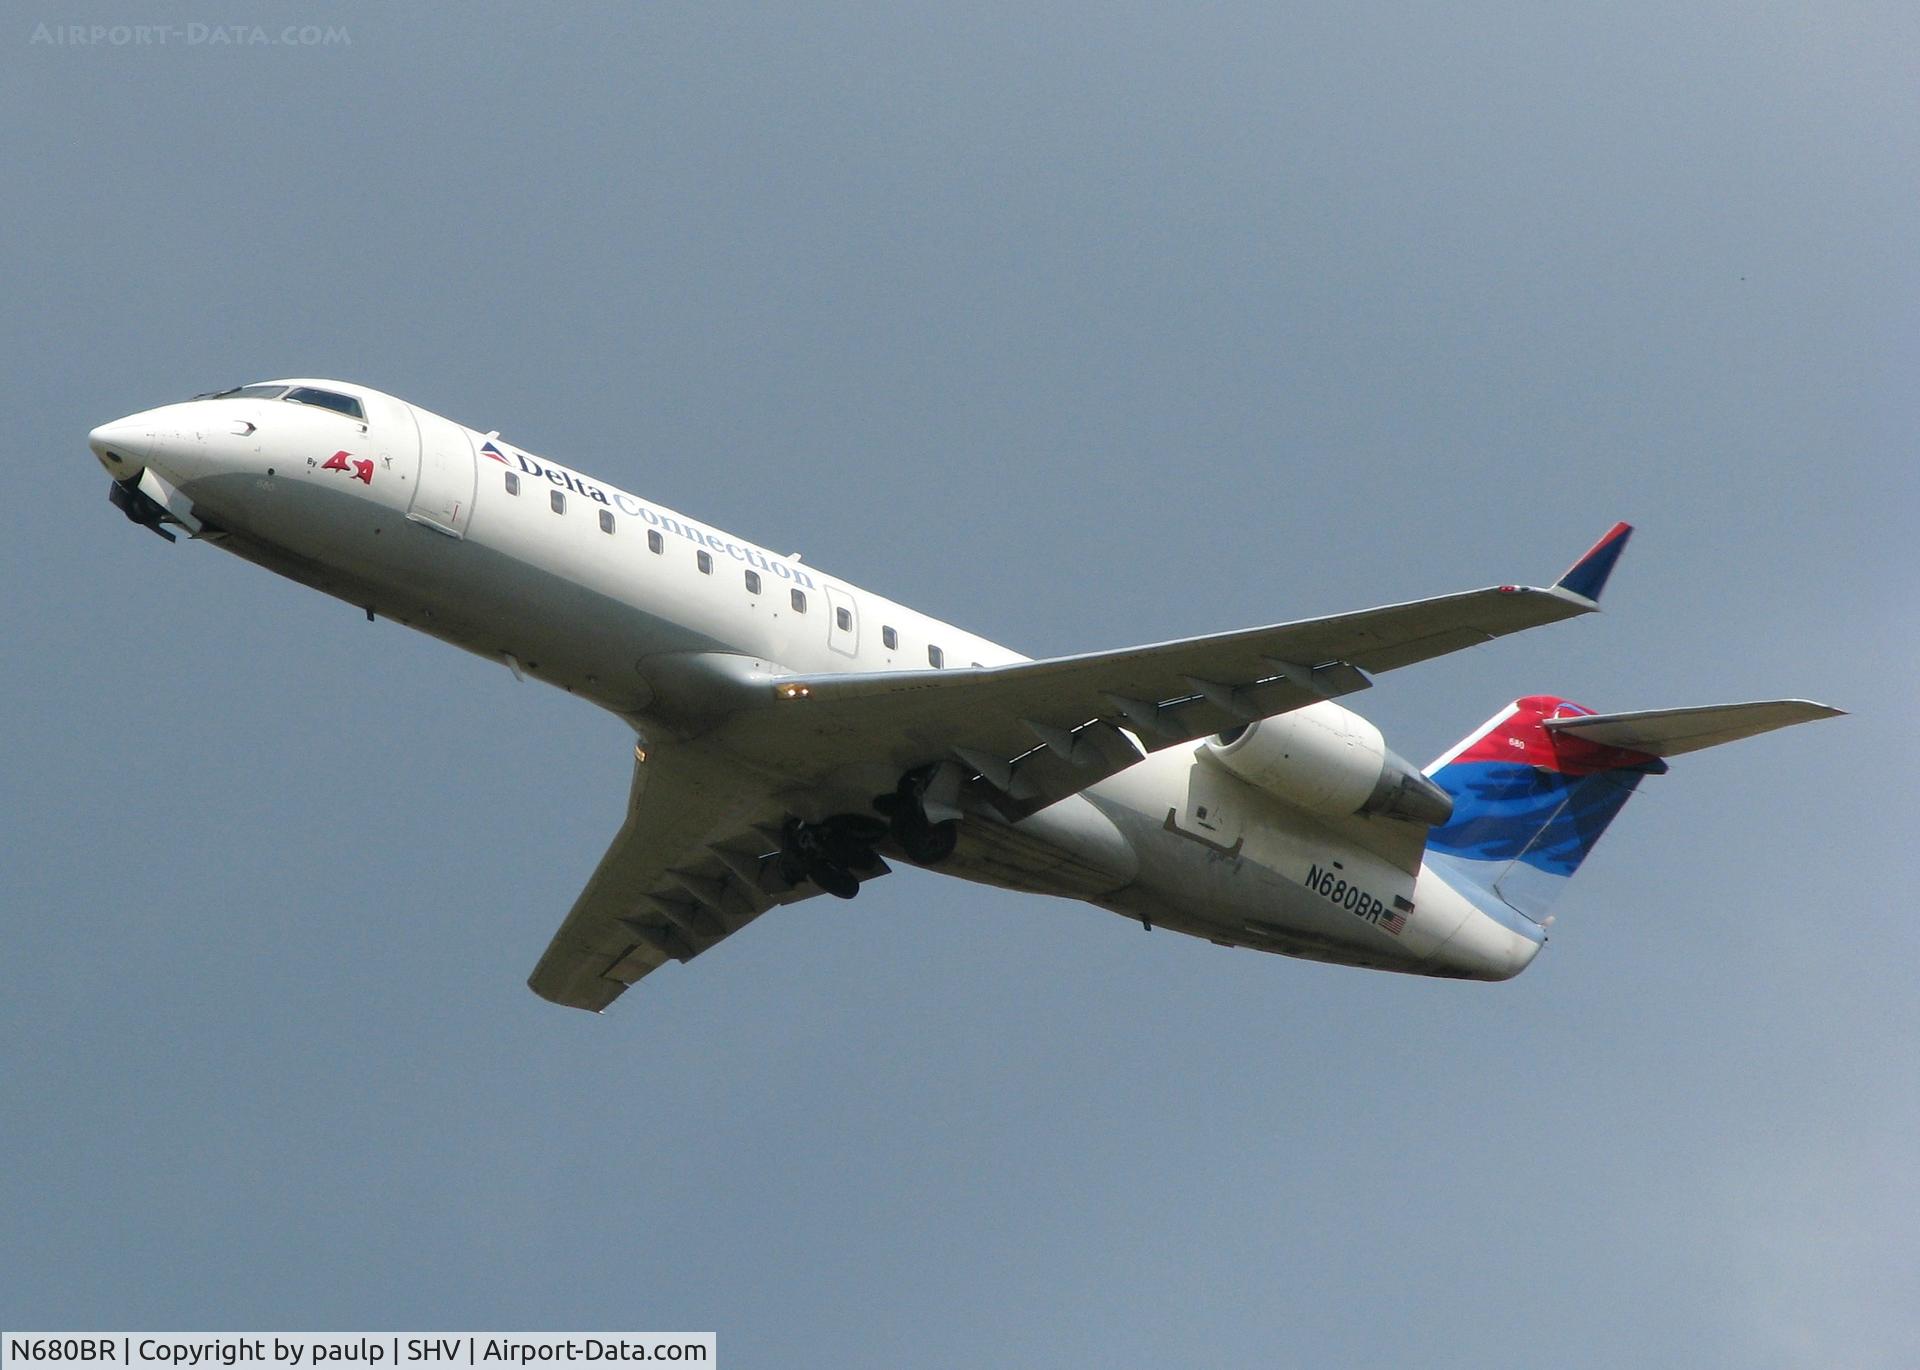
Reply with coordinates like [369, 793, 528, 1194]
[824, 584, 859, 658]
[408, 408, 477, 539]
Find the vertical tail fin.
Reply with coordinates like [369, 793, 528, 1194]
[1421, 695, 1841, 924]
[1422, 695, 1667, 923]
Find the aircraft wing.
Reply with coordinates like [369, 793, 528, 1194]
[715, 545, 1624, 821]
[527, 739, 886, 1012]
[529, 527, 1627, 1010]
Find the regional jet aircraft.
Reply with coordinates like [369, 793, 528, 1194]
[89, 381, 1840, 1011]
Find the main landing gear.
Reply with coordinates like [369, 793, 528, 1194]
[777, 814, 888, 900]
[778, 765, 962, 900]
[874, 764, 960, 865]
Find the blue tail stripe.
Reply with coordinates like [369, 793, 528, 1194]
[1427, 762, 1647, 877]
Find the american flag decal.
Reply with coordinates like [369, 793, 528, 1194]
[1384, 895, 1414, 936]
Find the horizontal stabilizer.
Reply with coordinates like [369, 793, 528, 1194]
[1541, 699, 1844, 757]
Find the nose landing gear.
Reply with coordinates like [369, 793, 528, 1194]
[108, 478, 179, 542]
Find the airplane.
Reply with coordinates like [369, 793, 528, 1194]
[87, 379, 1841, 1012]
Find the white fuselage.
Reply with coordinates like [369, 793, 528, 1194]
[90, 380, 1542, 982]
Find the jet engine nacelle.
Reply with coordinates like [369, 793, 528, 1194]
[1205, 701, 1454, 827]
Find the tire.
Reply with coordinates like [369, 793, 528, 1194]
[808, 861, 860, 900]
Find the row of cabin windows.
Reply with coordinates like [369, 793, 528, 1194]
[500, 468, 948, 667]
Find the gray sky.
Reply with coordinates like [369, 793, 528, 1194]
[4, 3, 1915, 1365]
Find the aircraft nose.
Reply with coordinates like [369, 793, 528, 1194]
[88, 405, 207, 480]
[89, 417, 155, 478]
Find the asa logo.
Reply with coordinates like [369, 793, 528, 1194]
[320, 449, 374, 485]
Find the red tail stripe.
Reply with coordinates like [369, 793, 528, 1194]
[1450, 695, 1660, 775]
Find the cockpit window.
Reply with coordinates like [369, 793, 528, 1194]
[282, 386, 366, 421]
[202, 383, 366, 422]
[208, 384, 290, 400]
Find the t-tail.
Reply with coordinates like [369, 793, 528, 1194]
[1421, 694, 1843, 929]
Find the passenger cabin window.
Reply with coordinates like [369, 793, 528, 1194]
[550, 490, 566, 514]
[928, 645, 945, 669]
[745, 571, 762, 594]
[282, 386, 366, 421]
[697, 550, 713, 574]
[504, 471, 519, 496]
[882, 626, 898, 650]
[599, 509, 615, 534]
[835, 606, 852, 632]
[790, 589, 807, 613]
[647, 529, 663, 554]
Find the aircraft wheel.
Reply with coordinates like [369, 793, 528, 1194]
[808, 861, 860, 900]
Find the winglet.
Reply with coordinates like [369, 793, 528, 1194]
[1555, 522, 1633, 603]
